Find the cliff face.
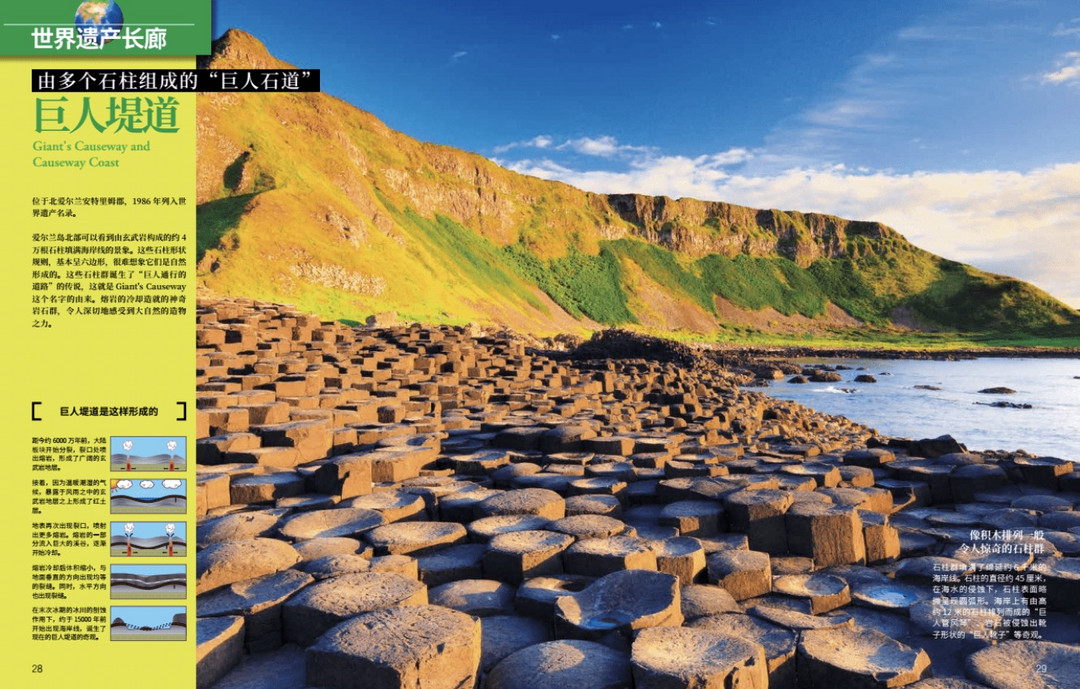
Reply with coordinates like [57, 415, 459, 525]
[604, 194, 895, 264]
[195, 30, 1080, 337]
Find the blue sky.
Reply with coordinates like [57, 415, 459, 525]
[215, 1, 1080, 307]
[111, 436, 186, 456]
[111, 478, 185, 499]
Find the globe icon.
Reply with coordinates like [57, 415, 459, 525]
[74, 1, 124, 46]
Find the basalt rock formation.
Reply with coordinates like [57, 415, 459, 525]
[195, 296, 1080, 689]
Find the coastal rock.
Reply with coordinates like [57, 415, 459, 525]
[415, 543, 487, 586]
[630, 626, 769, 689]
[300, 553, 372, 579]
[344, 490, 427, 522]
[429, 578, 515, 617]
[798, 626, 931, 688]
[292, 536, 367, 561]
[196, 615, 245, 689]
[1030, 556, 1080, 612]
[198, 568, 314, 652]
[965, 640, 1080, 689]
[705, 549, 771, 600]
[198, 511, 281, 547]
[785, 502, 866, 566]
[724, 488, 794, 554]
[485, 640, 632, 689]
[282, 571, 427, 646]
[194, 297, 1080, 689]
[909, 435, 967, 459]
[476, 488, 566, 520]
[748, 603, 853, 631]
[811, 371, 843, 383]
[554, 570, 683, 639]
[843, 448, 896, 468]
[484, 529, 574, 583]
[467, 514, 551, 542]
[1014, 456, 1075, 489]
[563, 535, 658, 576]
[515, 574, 593, 619]
[196, 538, 300, 595]
[658, 500, 726, 537]
[679, 584, 740, 620]
[548, 514, 629, 540]
[479, 615, 553, 673]
[950, 464, 1009, 503]
[278, 507, 385, 541]
[364, 521, 467, 555]
[653, 537, 707, 586]
[305, 605, 481, 689]
[772, 573, 851, 614]
[689, 612, 797, 687]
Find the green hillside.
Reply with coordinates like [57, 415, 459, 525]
[195, 30, 1080, 344]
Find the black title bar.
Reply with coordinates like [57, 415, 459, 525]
[32, 69, 321, 93]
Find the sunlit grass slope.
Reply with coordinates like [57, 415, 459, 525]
[196, 30, 1080, 343]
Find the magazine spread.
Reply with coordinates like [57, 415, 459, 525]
[3, 2, 1079, 689]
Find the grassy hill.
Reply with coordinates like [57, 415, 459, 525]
[196, 30, 1080, 344]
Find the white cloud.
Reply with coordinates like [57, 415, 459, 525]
[651, 21, 662, 29]
[492, 135, 554, 154]
[451, 51, 467, 61]
[563, 135, 623, 156]
[495, 134, 655, 158]
[503, 149, 1080, 308]
[556, 135, 653, 157]
[551, 34, 560, 41]
[708, 148, 753, 166]
[1052, 21, 1080, 38]
[486, 11, 1080, 309]
[1042, 51, 1080, 84]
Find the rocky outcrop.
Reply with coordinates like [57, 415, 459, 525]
[606, 194, 895, 265]
[196, 297, 1080, 689]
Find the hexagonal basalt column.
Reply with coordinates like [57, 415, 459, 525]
[785, 502, 866, 567]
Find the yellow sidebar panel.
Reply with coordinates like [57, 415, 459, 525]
[0, 55, 196, 687]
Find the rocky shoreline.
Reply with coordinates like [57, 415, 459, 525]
[195, 297, 1080, 689]
[719, 345, 1080, 362]
[548, 333, 1080, 364]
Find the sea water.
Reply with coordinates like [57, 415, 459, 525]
[756, 357, 1080, 459]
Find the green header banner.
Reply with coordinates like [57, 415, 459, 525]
[0, 0, 211, 56]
